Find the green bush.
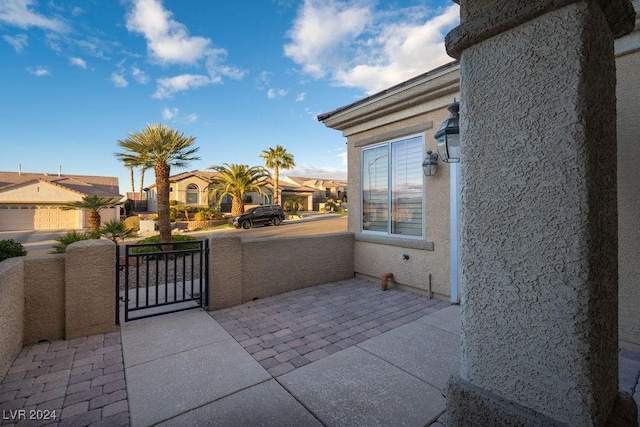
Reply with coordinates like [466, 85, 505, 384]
[123, 215, 141, 232]
[131, 234, 199, 254]
[100, 219, 137, 243]
[0, 239, 27, 262]
[169, 200, 178, 206]
[50, 231, 94, 254]
[193, 211, 207, 221]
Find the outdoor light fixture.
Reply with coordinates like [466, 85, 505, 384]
[434, 99, 460, 163]
[422, 150, 439, 176]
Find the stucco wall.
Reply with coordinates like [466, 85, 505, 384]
[615, 3, 640, 351]
[209, 232, 354, 309]
[23, 255, 65, 345]
[0, 258, 24, 379]
[0, 181, 84, 203]
[346, 87, 459, 298]
[65, 240, 116, 339]
[457, 3, 619, 425]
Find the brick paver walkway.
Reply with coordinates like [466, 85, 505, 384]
[0, 332, 129, 427]
[210, 277, 452, 377]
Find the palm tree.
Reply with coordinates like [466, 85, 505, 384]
[260, 145, 295, 205]
[100, 219, 137, 244]
[208, 164, 270, 216]
[61, 195, 122, 232]
[115, 124, 200, 244]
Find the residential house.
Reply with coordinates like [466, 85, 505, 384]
[145, 170, 338, 213]
[318, 17, 640, 351]
[0, 171, 121, 231]
[284, 176, 348, 209]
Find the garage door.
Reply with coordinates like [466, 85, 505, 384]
[0, 205, 78, 231]
[0, 205, 35, 231]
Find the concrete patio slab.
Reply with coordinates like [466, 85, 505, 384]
[121, 309, 230, 367]
[278, 346, 446, 427]
[125, 338, 271, 427]
[357, 321, 460, 392]
[157, 379, 321, 427]
[416, 305, 461, 335]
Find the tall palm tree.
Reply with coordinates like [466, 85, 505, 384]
[260, 145, 295, 205]
[208, 164, 270, 216]
[61, 195, 122, 232]
[115, 124, 200, 244]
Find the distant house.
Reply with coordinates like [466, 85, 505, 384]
[0, 171, 121, 231]
[145, 170, 344, 213]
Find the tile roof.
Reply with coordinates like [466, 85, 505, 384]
[0, 171, 121, 197]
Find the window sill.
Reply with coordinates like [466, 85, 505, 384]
[355, 233, 434, 251]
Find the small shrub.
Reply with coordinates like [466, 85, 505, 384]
[0, 239, 27, 262]
[100, 219, 137, 243]
[131, 234, 199, 254]
[169, 200, 178, 206]
[193, 211, 207, 221]
[50, 231, 94, 254]
[123, 215, 141, 232]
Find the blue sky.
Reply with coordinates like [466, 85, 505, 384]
[0, 0, 459, 193]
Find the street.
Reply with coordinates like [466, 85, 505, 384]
[0, 214, 348, 255]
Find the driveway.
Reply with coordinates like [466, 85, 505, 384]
[0, 230, 69, 256]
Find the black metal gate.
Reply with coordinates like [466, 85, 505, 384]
[116, 239, 209, 323]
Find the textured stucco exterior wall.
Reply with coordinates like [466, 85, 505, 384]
[242, 232, 354, 300]
[209, 233, 354, 309]
[209, 235, 243, 310]
[0, 258, 24, 379]
[23, 255, 65, 345]
[615, 3, 640, 351]
[325, 66, 460, 299]
[457, 3, 619, 425]
[65, 240, 116, 339]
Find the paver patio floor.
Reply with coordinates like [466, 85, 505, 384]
[209, 277, 453, 377]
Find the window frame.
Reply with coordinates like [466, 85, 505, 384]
[360, 133, 425, 240]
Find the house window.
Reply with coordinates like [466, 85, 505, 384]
[186, 184, 198, 204]
[326, 188, 331, 198]
[362, 135, 423, 237]
[264, 194, 273, 205]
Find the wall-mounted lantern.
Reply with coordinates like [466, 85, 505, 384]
[435, 99, 460, 163]
[422, 150, 439, 176]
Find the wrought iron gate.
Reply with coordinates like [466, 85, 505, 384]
[116, 239, 209, 323]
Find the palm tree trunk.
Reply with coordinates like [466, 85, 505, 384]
[274, 167, 280, 205]
[155, 162, 172, 245]
[231, 197, 244, 216]
[139, 167, 146, 211]
[89, 210, 101, 232]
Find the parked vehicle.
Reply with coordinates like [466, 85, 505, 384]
[230, 205, 286, 229]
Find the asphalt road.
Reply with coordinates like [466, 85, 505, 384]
[1, 214, 348, 255]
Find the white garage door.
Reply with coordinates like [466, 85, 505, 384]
[0, 205, 78, 231]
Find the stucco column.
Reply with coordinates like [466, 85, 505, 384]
[444, 1, 637, 426]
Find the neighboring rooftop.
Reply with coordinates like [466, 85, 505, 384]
[0, 171, 121, 198]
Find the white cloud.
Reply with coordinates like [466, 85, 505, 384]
[183, 113, 199, 124]
[3, 34, 27, 52]
[27, 66, 50, 76]
[336, 149, 347, 166]
[69, 57, 86, 69]
[285, 1, 460, 94]
[126, 0, 245, 97]
[131, 66, 149, 84]
[111, 72, 129, 87]
[0, 0, 69, 32]
[267, 88, 288, 99]
[71, 7, 84, 17]
[162, 107, 178, 120]
[125, 0, 210, 64]
[153, 74, 211, 99]
[296, 92, 306, 102]
[291, 164, 347, 180]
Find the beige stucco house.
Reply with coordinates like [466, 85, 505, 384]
[319, 61, 460, 301]
[0, 171, 121, 231]
[145, 170, 339, 213]
[319, 7, 640, 354]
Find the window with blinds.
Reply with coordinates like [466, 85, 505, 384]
[362, 135, 424, 237]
